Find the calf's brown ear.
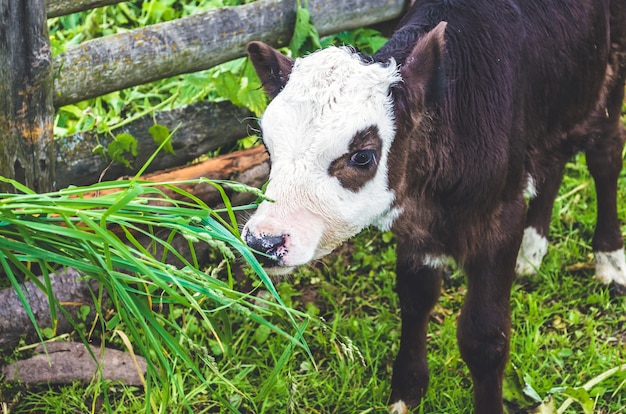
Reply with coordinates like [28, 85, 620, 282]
[400, 21, 447, 107]
[247, 41, 295, 99]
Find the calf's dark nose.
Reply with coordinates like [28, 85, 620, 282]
[244, 232, 286, 264]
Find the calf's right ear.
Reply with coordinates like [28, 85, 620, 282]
[400, 21, 447, 107]
[247, 41, 295, 99]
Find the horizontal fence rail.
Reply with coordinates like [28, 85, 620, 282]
[46, 0, 125, 18]
[52, 0, 407, 107]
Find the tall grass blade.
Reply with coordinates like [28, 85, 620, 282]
[0, 175, 308, 411]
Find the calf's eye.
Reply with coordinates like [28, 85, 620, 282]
[349, 150, 377, 168]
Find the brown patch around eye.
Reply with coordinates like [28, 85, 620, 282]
[328, 126, 382, 192]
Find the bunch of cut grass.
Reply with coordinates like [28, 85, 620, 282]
[0, 173, 309, 412]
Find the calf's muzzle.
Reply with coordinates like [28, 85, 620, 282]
[243, 231, 287, 266]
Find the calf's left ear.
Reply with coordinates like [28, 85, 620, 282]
[247, 41, 295, 99]
[400, 21, 447, 106]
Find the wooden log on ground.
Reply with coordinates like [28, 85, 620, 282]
[53, 0, 407, 106]
[54, 100, 255, 189]
[0, 268, 101, 350]
[0, 0, 55, 192]
[83, 145, 270, 208]
[2, 341, 147, 386]
[135, 144, 269, 207]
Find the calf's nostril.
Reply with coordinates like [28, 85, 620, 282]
[244, 232, 286, 256]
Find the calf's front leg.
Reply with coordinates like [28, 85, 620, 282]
[458, 204, 524, 414]
[389, 245, 443, 413]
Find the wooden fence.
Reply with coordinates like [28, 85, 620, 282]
[0, 0, 407, 192]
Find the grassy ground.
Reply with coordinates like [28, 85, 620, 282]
[4, 151, 625, 413]
[206, 152, 626, 414]
[235, 152, 626, 414]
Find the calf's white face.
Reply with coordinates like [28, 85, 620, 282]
[242, 44, 402, 274]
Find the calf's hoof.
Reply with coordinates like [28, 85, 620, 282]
[389, 400, 409, 414]
[594, 249, 626, 293]
[515, 227, 548, 275]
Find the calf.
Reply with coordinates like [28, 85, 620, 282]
[243, 0, 626, 412]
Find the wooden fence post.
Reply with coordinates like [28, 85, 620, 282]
[0, 0, 55, 193]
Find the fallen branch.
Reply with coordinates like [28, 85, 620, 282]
[2, 341, 147, 386]
[83, 145, 270, 207]
[0, 268, 101, 350]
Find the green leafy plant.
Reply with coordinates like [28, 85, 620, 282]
[503, 362, 626, 414]
[289, 0, 321, 56]
[209, 57, 267, 116]
[322, 28, 388, 55]
[91, 124, 175, 169]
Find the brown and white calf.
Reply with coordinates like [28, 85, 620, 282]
[243, 0, 626, 412]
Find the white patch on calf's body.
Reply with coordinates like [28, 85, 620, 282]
[594, 249, 626, 286]
[423, 254, 452, 269]
[523, 174, 537, 200]
[243, 47, 402, 269]
[515, 226, 548, 275]
[374, 206, 403, 231]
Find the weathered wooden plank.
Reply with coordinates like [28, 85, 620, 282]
[54, 100, 255, 189]
[46, 0, 125, 18]
[52, 0, 407, 107]
[308, 0, 407, 36]
[52, 0, 293, 107]
[0, 0, 55, 192]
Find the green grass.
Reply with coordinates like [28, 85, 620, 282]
[0, 173, 308, 413]
[8, 151, 625, 414]
[3, 202, 626, 413]
[2, 156, 625, 413]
